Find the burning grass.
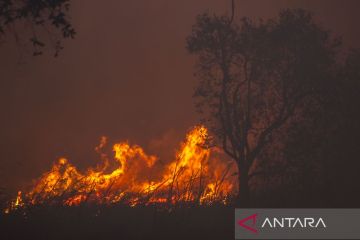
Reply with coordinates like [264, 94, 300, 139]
[5, 126, 237, 212]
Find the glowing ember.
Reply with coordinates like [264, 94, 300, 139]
[6, 126, 237, 211]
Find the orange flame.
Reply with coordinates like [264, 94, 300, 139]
[6, 126, 237, 211]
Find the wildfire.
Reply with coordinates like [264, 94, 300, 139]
[6, 126, 237, 211]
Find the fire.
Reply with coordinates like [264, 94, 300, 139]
[6, 126, 237, 211]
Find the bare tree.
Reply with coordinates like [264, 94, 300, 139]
[186, 8, 339, 204]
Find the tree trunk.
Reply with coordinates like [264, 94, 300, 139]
[236, 164, 250, 207]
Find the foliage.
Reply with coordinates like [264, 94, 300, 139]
[0, 0, 75, 56]
[186, 9, 340, 202]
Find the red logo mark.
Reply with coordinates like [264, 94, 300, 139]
[237, 213, 258, 233]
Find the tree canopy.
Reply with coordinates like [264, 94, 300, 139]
[186, 8, 344, 204]
[0, 0, 75, 56]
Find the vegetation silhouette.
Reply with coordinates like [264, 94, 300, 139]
[0, 0, 75, 56]
[187, 6, 360, 206]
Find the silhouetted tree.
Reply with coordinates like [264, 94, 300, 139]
[0, 0, 75, 56]
[186, 9, 339, 204]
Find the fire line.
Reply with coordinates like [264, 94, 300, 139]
[5, 125, 237, 212]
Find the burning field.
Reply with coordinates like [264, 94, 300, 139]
[5, 126, 237, 212]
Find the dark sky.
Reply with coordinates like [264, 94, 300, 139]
[1, 0, 360, 192]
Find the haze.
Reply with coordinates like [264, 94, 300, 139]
[1, 0, 359, 192]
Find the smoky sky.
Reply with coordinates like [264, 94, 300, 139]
[1, 0, 359, 192]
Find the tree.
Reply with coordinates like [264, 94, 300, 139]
[186, 9, 339, 204]
[0, 0, 75, 56]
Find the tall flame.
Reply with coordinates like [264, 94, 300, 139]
[6, 126, 237, 211]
